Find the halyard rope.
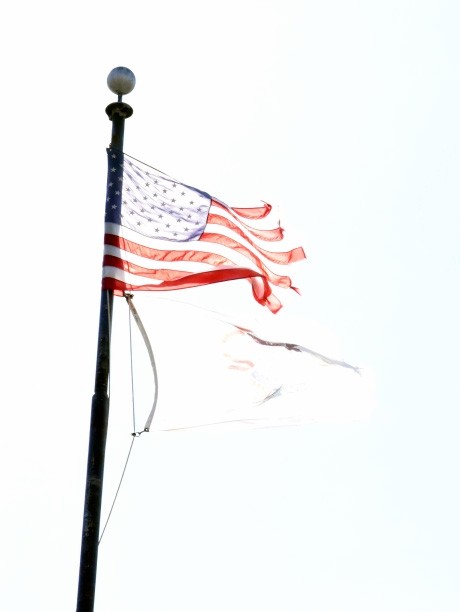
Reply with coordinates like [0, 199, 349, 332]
[99, 293, 156, 544]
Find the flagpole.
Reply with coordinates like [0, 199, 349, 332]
[76, 67, 135, 612]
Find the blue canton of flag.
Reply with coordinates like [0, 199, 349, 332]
[105, 149, 210, 241]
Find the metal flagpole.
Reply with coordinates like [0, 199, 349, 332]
[76, 67, 135, 612]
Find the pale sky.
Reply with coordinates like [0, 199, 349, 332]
[1, 1, 459, 611]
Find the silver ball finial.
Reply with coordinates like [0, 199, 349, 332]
[107, 67, 136, 96]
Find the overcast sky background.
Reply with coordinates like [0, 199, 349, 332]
[1, 1, 460, 611]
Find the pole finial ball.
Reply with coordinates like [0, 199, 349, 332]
[107, 67, 136, 96]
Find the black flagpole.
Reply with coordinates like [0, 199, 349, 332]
[76, 67, 135, 612]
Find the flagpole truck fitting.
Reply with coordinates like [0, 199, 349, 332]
[76, 66, 135, 612]
[105, 66, 135, 146]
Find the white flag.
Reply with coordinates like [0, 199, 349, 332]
[118, 296, 376, 433]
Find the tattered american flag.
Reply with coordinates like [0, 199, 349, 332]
[103, 148, 306, 312]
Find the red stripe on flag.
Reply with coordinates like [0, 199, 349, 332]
[102, 266, 280, 312]
[212, 199, 272, 220]
[207, 212, 284, 242]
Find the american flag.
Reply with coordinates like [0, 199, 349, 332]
[103, 149, 306, 312]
